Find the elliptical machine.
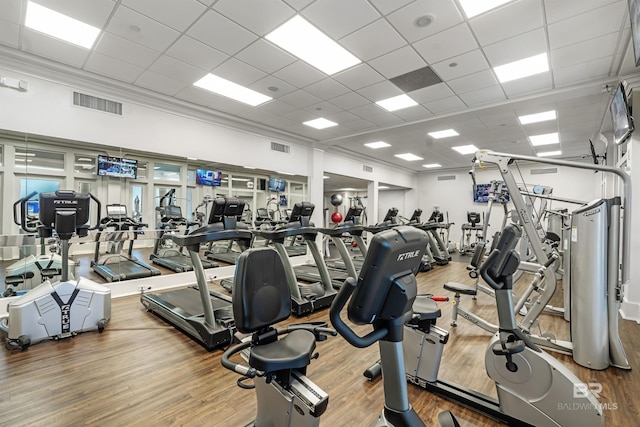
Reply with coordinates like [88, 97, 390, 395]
[401, 224, 603, 426]
[1, 190, 111, 350]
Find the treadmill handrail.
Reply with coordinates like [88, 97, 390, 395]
[170, 226, 253, 248]
[317, 223, 364, 236]
[252, 224, 319, 241]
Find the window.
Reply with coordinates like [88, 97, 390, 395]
[153, 163, 180, 181]
[74, 155, 96, 174]
[16, 147, 64, 170]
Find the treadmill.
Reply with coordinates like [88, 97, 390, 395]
[141, 197, 253, 350]
[294, 207, 365, 289]
[410, 210, 451, 265]
[91, 204, 161, 282]
[150, 204, 219, 272]
[252, 202, 336, 316]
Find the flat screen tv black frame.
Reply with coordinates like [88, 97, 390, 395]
[610, 82, 635, 145]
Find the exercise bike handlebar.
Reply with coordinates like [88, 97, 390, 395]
[14, 191, 38, 232]
[329, 277, 389, 348]
[221, 340, 258, 378]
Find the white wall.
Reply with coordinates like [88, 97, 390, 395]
[417, 163, 600, 248]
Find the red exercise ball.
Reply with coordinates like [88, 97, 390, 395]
[331, 211, 343, 224]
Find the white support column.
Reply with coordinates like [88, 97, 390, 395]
[308, 148, 325, 255]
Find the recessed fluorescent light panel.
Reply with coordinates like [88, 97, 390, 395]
[394, 153, 424, 161]
[194, 74, 272, 106]
[365, 141, 391, 149]
[529, 132, 559, 146]
[452, 144, 479, 155]
[323, 176, 330, 179]
[376, 94, 418, 112]
[458, 0, 514, 18]
[494, 53, 549, 83]
[378, 186, 390, 189]
[303, 118, 338, 129]
[518, 110, 556, 125]
[266, 16, 361, 75]
[423, 163, 442, 168]
[537, 150, 562, 157]
[25, 1, 101, 49]
[428, 129, 459, 139]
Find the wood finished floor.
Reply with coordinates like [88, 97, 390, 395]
[1, 258, 639, 427]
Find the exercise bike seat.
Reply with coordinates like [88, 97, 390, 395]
[443, 282, 477, 296]
[412, 295, 441, 320]
[249, 329, 316, 373]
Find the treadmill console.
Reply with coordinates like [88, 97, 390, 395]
[106, 204, 127, 220]
[289, 202, 314, 224]
[164, 205, 183, 220]
[208, 197, 245, 228]
[409, 209, 422, 223]
[344, 207, 363, 224]
[383, 207, 399, 223]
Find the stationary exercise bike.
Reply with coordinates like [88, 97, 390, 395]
[400, 224, 603, 426]
[221, 247, 336, 426]
[330, 225, 459, 427]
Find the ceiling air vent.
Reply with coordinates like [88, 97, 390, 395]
[73, 91, 122, 115]
[437, 175, 456, 181]
[363, 165, 373, 173]
[531, 168, 557, 175]
[270, 141, 290, 154]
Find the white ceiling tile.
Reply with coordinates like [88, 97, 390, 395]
[448, 70, 498, 94]
[165, 36, 229, 71]
[0, 0, 22, 25]
[21, 29, 90, 67]
[328, 92, 371, 109]
[302, 0, 380, 39]
[550, 33, 618, 69]
[85, 52, 145, 83]
[212, 57, 268, 86]
[0, 20, 19, 48]
[304, 79, 351, 100]
[368, 46, 427, 79]
[482, 28, 547, 67]
[324, 110, 362, 123]
[107, 6, 181, 52]
[134, 69, 188, 95]
[303, 101, 343, 115]
[351, 103, 387, 118]
[149, 55, 207, 84]
[256, 99, 298, 116]
[122, 0, 207, 32]
[553, 57, 613, 87]
[187, 10, 258, 55]
[279, 89, 322, 108]
[283, 108, 320, 123]
[469, 0, 544, 46]
[236, 108, 278, 124]
[422, 96, 466, 114]
[545, 0, 624, 24]
[204, 92, 259, 114]
[356, 80, 403, 102]
[341, 118, 377, 132]
[175, 86, 219, 106]
[213, 0, 294, 35]
[431, 49, 489, 80]
[501, 72, 552, 97]
[368, 0, 414, 16]
[274, 61, 326, 88]
[366, 112, 404, 126]
[387, 0, 464, 43]
[547, 3, 625, 50]
[95, 32, 160, 69]
[393, 105, 433, 120]
[458, 85, 506, 107]
[35, 0, 115, 28]
[410, 83, 455, 103]
[340, 19, 405, 61]
[413, 23, 478, 64]
[236, 39, 296, 74]
[197, 0, 216, 5]
[332, 64, 385, 91]
[283, 0, 314, 11]
[248, 75, 297, 98]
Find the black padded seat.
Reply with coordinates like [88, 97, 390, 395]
[249, 329, 316, 373]
[443, 282, 477, 296]
[412, 296, 441, 320]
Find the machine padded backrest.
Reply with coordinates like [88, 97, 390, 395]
[233, 248, 291, 333]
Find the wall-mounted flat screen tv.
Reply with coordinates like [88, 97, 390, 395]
[98, 155, 138, 179]
[196, 169, 222, 186]
[268, 177, 286, 192]
[610, 82, 635, 145]
[473, 184, 491, 203]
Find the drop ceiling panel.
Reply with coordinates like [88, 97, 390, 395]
[213, 0, 294, 35]
[249, 75, 297, 98]
[333, 64, 385, 91]
[0, 20, 19, 48]
[212, 57, 268, 86]
[304, 78, 351, 100]
[40, 0, 116, 28]
[340, 19, 406, 62]
[482, 28, 547, 66]
[21, 29, 90, 67]
[150, 55, 207, 84]
[95, 33, 160, 69]
[304, 101, 343, 115]
[235, 39, 296, 74]
[550, 33, 618, 69]
[351, 103, 387, 119]
[459, 85, 506, 107]
[278, 89, 322, 108]
[544, 0, 622, 24]
[501, 72, 553, 97]
[368, 46, 427, 79]
[107, 6, 181, 52]
[423, 96, 466, 114]
[547, 4, 625, 50]
[356, 80, 403, 102]
[448, 70, 499, 94]
[0, 0, 22, 24]
[341, 118, 376, 132]
[431, 49, 489, 80]
[85, 52, 144, 83]
[328, 92, 371, 110]
[368, 0, 414, 15]
[283, 0, 314, 11]
[413, 23, 478, 64]
[135, 69, 188, 95]
[122, 0, 207, 32]
[256, 99, 298, 116]
[187, 10, 257, 55]
[273, 61, 325, 88]
[392, 105, 433, 120]
[554, 57, 614, 87]
[387, 0, 464, 43]
[165, 36, 229, 71]
[410, 83, 455, 103]
[302, 0, 380, 39]
[469, 0, 544, 46]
